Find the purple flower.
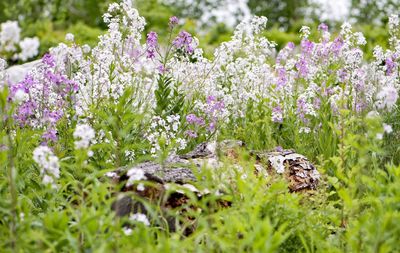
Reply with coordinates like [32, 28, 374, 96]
[296, 58, 309, 78]
[146, 31, 158, 48]
[385, 57, 396, 75]
[208, 121, 216, 132]
[186, 114, 205, 126]
[169, 16, 179, 28]
[45, 71, 61, 84]
[9, 75, 34, 101]
[275, 146, 284, 152]
[15, 100, 37, 126]
[173, 31, 194, 54]
[44, 109, 63, 125]
[146, 31, 158, 59]
[318, 23, 329, 32]
[287, 42, 295, 50]
[42, 53, 56, 67]
[355, 101, 366, 113]
[313, 97, 321, 110]
[276, 68, 287, 87]
[206, 95, 224, 113]
[296, 98, 308, 123]
[42, 129, 58, 142]
[185, 130, 197, 138]
[331, 37, 344, 56]
[271, 106, 283, 123]
[301, 40, 314, 54]
[337, 68, 348, 82]
[206, 95, 216, 104]
[157, 65, 168, 74]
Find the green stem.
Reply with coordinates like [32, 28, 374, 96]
[7, 124, 17, 251]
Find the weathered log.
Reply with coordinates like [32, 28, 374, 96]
[253, 150, 320, 192]
[108, 141, 320, 234]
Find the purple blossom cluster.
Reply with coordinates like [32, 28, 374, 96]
[173, 31, 194, 54]
[146, 31, 158, 59]
[169, 16, 179, 28]
[9, 53, 77, 143]
[185, 96, 226, 139]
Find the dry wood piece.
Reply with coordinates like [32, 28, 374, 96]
[254, 150, 320, 192]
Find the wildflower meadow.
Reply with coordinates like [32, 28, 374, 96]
[1, 0, 400, 252]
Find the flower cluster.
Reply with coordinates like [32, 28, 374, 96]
[0, 21, 40, 62]
[146, 114, 186, 156]
[0, 58, 6, 88]
[33, 145, 60, 187]
[173, 31, 195, 54]
[11, 3, 400, 169]
[9, 53, 78, 143]
[73, 124, 96, 149]
[126, 168, 146, 190]
[146, 31, 158, 59]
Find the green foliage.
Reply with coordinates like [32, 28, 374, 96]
[3, 1, 400, 252]
[2, 72, 400, 252]
[21, 20, 104, 58]
[248, 0, 312, 30]
[154, 75, 186, 118]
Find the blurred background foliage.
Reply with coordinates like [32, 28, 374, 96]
[0, 0, 396, 59]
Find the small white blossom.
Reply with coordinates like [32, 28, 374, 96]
[129, 213, 150, 226]
[137, 183, 145, 191]
[65, 33, 75, 42]
[299, 26, 311, 39]
[376, 86, 398, 110]
[13, 89, 27, 103]
[82, 44, 91, 53]
[73, 124, 96, 149]
[123, 227, 133, 235]
[33, 146, 60, 187]
[126, 168, 146, 187]
[299, 127, 311, 134]
[383, 124, 393, 134]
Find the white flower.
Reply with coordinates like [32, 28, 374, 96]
[340, 22, 352, 36]
[33, 145, 60, 187]
[299, 127, 311, 134]
[0, 21, 21, 51]
[82, 44, 91, 53]
[137, 183, 145, 191]
[354, 32, 366, 46]
[65, 33, 75, 42]
[105, 171, 118, 178]
[0, 58, 6, 70]
[13, 89, 27, 103]
[383, 123, 393, 134]
[299, 26, 311, 39]
[389, 15, 400, 32]
[123, 227, 133, 235]
[376, 86, 398, 110]
[129, 213, 150, 226]
[125, 150, 135, 161]
[73, 124, 96, 149]
[366, 111, 380, 119]
[373, 46, 384, 62]
[126, 168, 146, 187]
[18, 37, 40, 61]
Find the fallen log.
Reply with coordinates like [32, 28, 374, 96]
[107, 141, 321, 234]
